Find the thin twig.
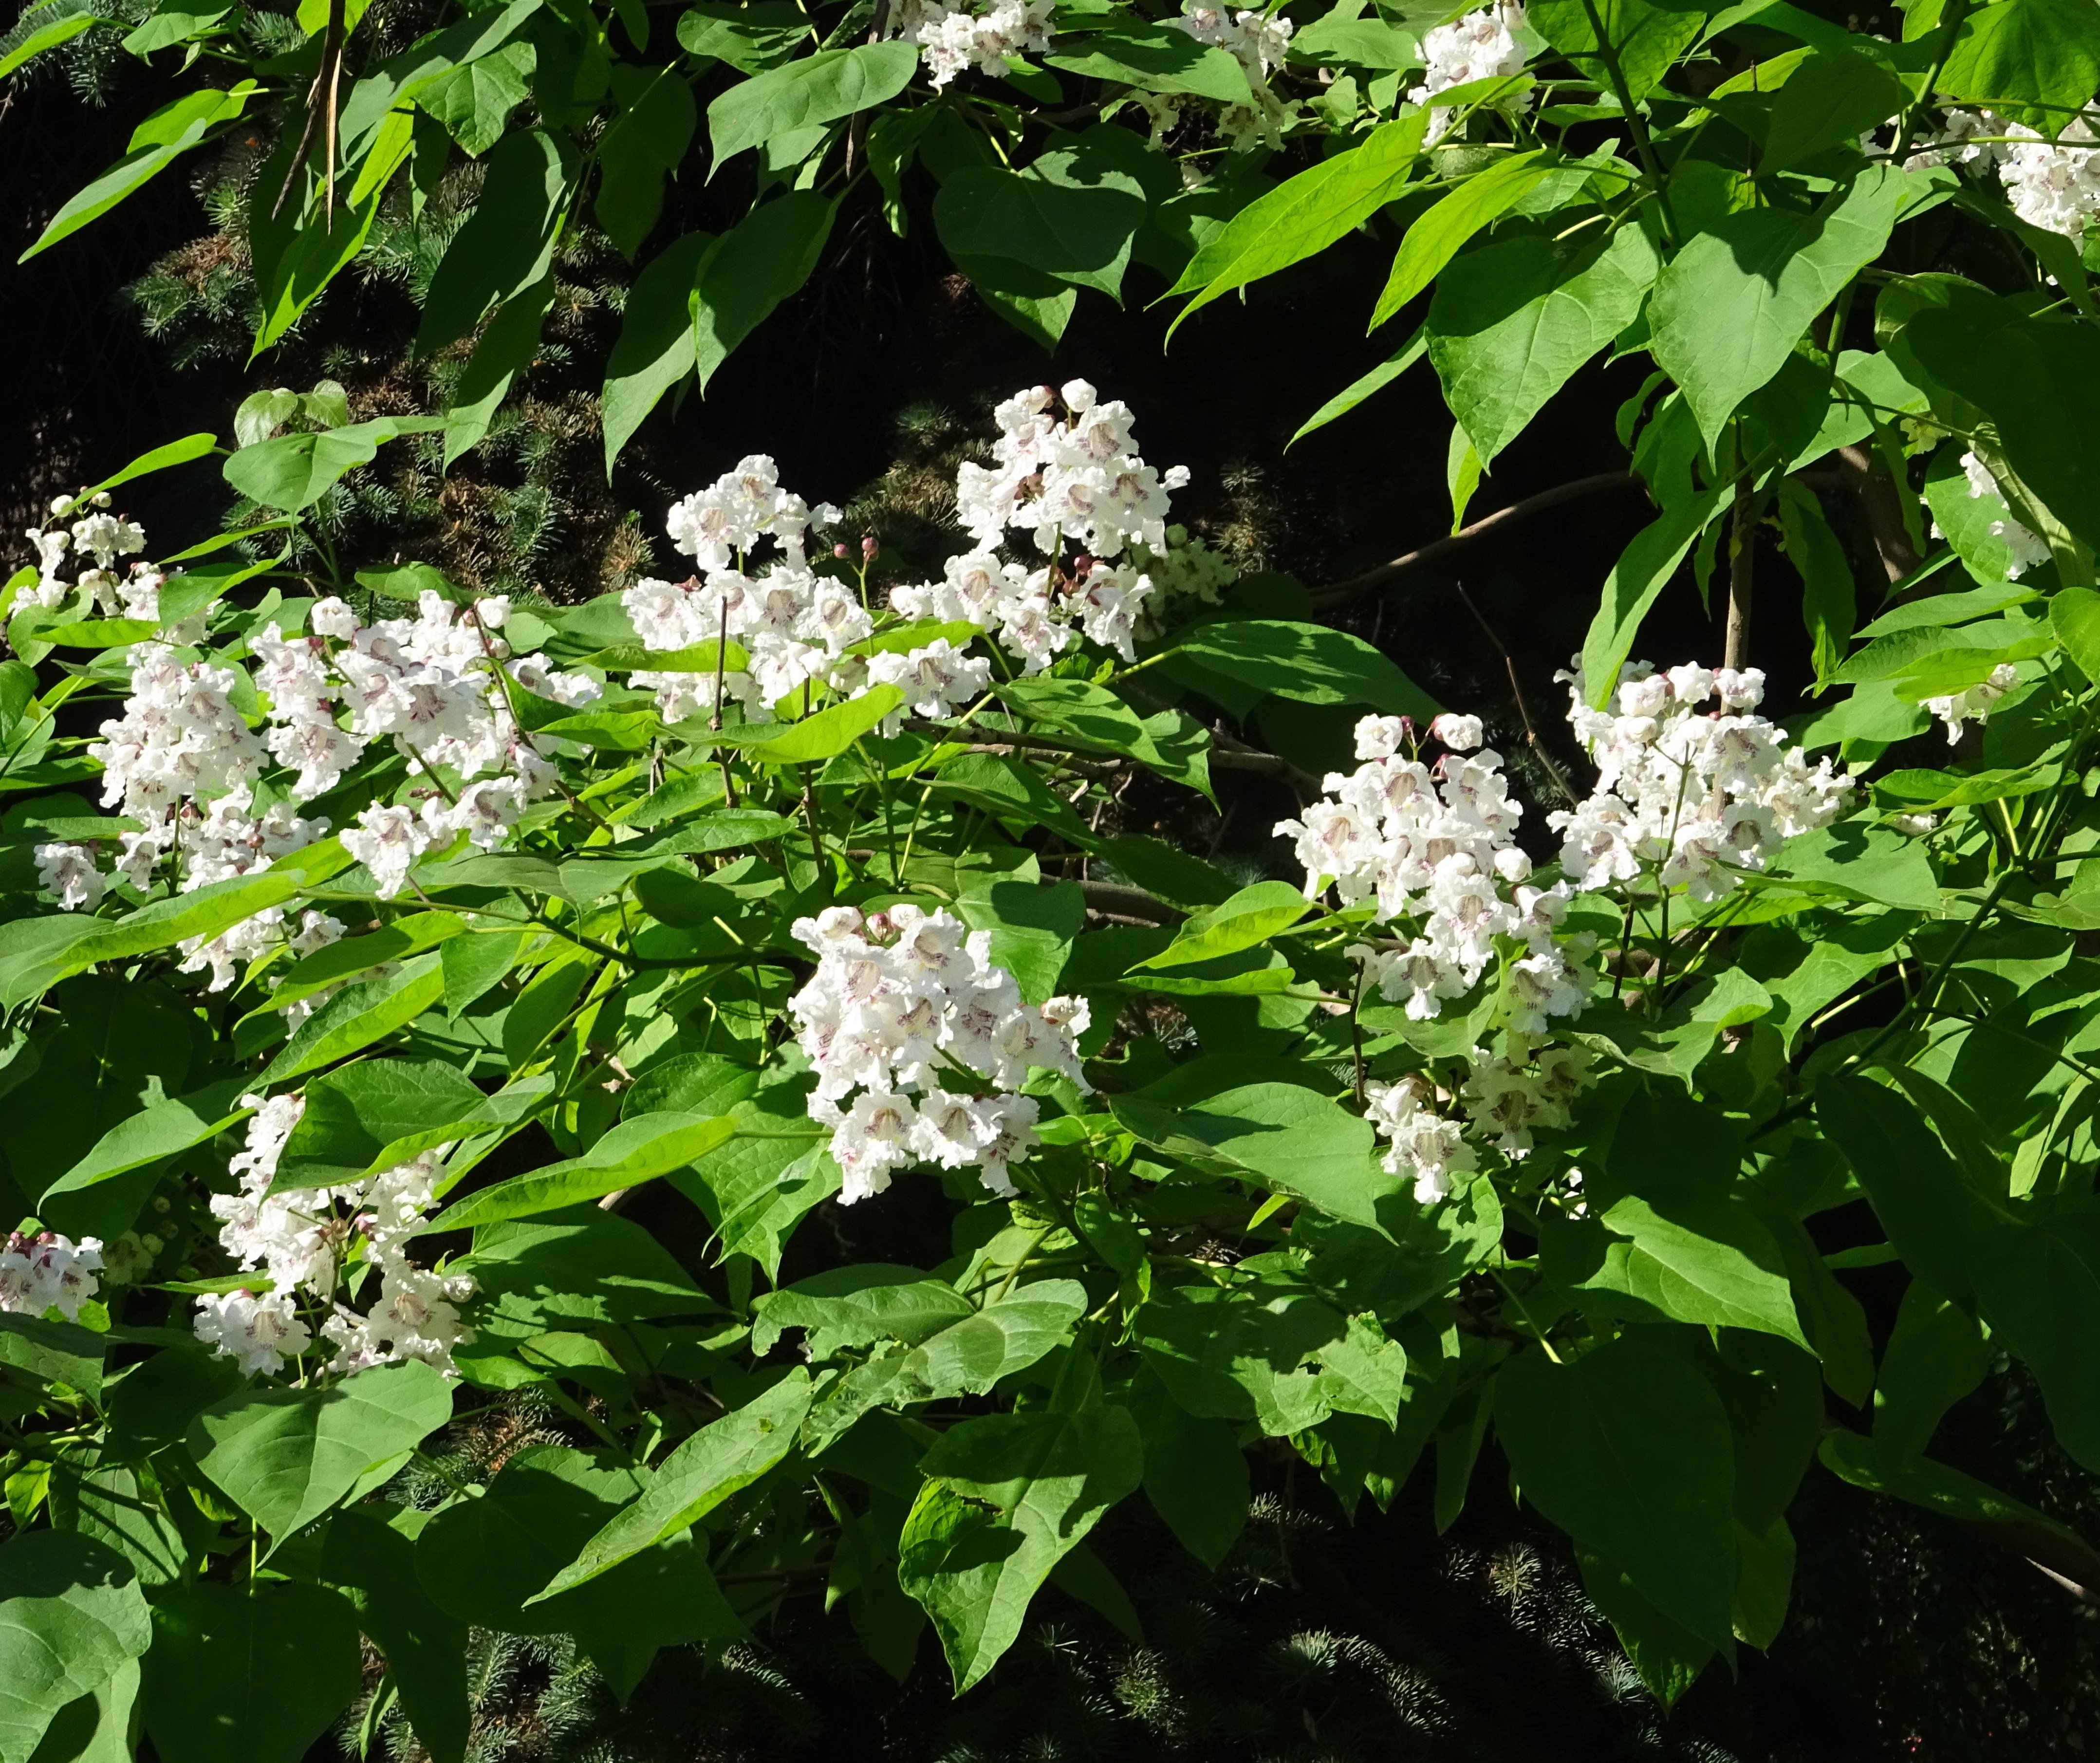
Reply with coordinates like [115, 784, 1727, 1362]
[1453, 581, 1578, 805]
[1312, 472, 1640, 608]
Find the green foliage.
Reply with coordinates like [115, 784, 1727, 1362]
[13, 0, 2100, 1745]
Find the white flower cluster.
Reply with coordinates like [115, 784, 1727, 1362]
[82, 639, 329, 986]
[193, 1091, 475, 1378]
[19, 490, 159, 616]
[1409, 0, 1532, 142]
[890, 545, 1146, 676]
[891, 0, 1053, 86]
[628, 386, 1189, 724]
[955, 380, 1189, 561]
[1954, 448, 2050, 580]
[1167, 0, 1298, 150]
[1127, 525, 1237, 640]
[788, 904, 1090, 1204]
[894, 379, 1183, 669]
[1909, 107, 2100, 241]
[1366, 1032, 1592, 1203]
[81, 568, 599, 989]
[1552, 661, 1852, 902]
[1274, 711, 1591, 1033]
[0, 1229, 103, 1321]
[622, 455, 862, 724]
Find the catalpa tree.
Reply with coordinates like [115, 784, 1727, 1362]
[2, 0, 2100, 1752]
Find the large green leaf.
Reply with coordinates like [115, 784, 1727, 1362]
[0, 840, 351, 1007]
[1579, 485, 1731, 705]
[677, 1, 807, 70]
[424, 1110, 737, 1231]
[252, 110, 414, 351]
[260, 952, 447, 1085]
[594, 62, 696, 255]
[1370, 150, 1553, 329]
[672, 1084, 835, 1277]
[706, 41, 918, 163]
[222, 416, 448, 513]
[806, 1280, 1093, 1448]
[1137, 880, 1312, 968]
[1495, 1334, 1739, 1653]
[898, 1403, 1144, 1690]
[1816, 1074, 2002, 1310]
[1167, 113, 1428, 332]
[954, 879, 1085, 1004]
[934, 150, 1149, 301]
[1114, 1083, 1392, 1231]
[1046, 19, 1253, 102]
[1873, 1279, 1988, 1468]
[41, 1076, 249, 1202]
[335, 0, 541, 153]
[1134, 1273, 1360, 1436]
[415, 128, 571, 355]
[186, 1359, 454, 1540]
[691, 192, 836, 393]
[0, 1531, 149, 1763]
[1529, 0, 1708, 101]
[1934, 0, 2100, 124]
[0, 4, 101, 77]
[600, 231, 711, 470]
[1161, 619, 1437, 718]
[276, 1058, 485, 1186]
[20, 82, 255, 260]
[1577, 1190, 1812, 1349]
[1427, 222, 1660, 467]
[140, 1581, 363, 1763]
[1135, 1393, 1249, 1569]
[1902, 294, 2100, 556]
[419, 38, 537, 155]
[533, 1372, 812, 1597]
[414, 1443, 742, 1692]
[1972, 1214, 2100, 1472]
[1759, 48, 1908, 174]
[1650, 166, 1911, 453]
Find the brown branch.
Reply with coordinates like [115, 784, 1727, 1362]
[1835, 443, 1921, 586]
[1311, 472, 1642, 609]
[1724, 478, 1756, 673]
[1080, 880, 1182, 925]
[901, 718, 1313, 786]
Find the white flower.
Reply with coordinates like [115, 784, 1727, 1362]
[826, 1091, 920, 1203]
[1547, 653, 1850, 889]
[866, 638, 993, 722]
[343, 802, 432, 899]
[1408, 1, 1531, 140]
[34, 842, 105, 911]
[1431, 712, 1484, 752]
[0, 1229, 104, 1320]
[1924, 663, 2020, 745]
[894, 0, 1054, 86]
[194, 1289, 311, 1377]
[1366, 1080, 1477, 1205]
